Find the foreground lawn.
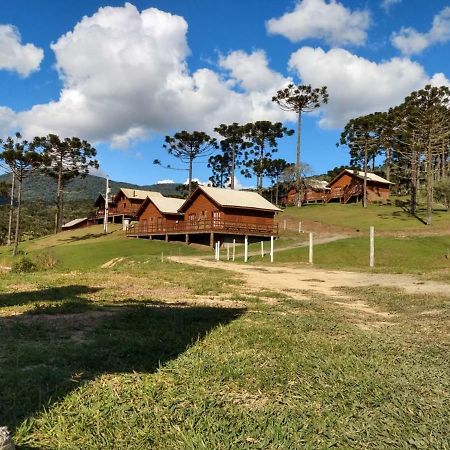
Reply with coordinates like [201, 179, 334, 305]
[281, 202, 450, 232]
[1, 262, 449, 448]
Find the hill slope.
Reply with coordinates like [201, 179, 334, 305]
[0, 173, 182, 203]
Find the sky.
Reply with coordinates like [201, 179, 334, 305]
[1, 0, 450, 188]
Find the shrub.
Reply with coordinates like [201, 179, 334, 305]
[34, 251, 59, 270]
[12, 256, 37, 273]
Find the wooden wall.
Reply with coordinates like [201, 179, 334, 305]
[138, 201, 182, 228]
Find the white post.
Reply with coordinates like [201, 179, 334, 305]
[103, 176, 110, 234]
[298, 221, 302, 233]
[217, 241, 220, 261]
[270, 236, 274, 263]
[283, 219, 287, 230]
[227, 244, 230, 261]
[214, 242, 217, 260]
[244, 236, 248, 263]
[261, 241, 264, 258]
[309, 232, 313, 264]
[232, 239, 236, 261]
[161, 252, 164, 263]
[369, 226, 375, 268]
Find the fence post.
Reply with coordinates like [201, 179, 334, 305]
[244, 236, 248, 263]
[283, 219, 287, 230]
[261, 241, 264, 258]
[227, 244, 230, 261]
[298, 221, 302, 233]
[309, 232, 313, 264]
[369, 226, 375, 268]
[270, 236, 274, 263]
[232, 239, 236, 261]
[161, 252, 164, 263]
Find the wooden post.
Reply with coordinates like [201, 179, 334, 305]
[165, 234, 169, 242]
[283, 219, 287, 230]
[217, 241, 220, 261]
[185, 233, 189, 245]
[232, 238, 236, 261]
[298, 221, 302, 233]
[244, 236, 248, 262]
[369, 226, 375, 268]
[210, 232, 214, 248]
[227, 244, 230, 261]
[261, 241, 264, 258]
[161, 252, 164, 263]
[270, 236, 274, 263]
[309, 232, 313, 264]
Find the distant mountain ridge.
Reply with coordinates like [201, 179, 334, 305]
[0, 173, 182, 203]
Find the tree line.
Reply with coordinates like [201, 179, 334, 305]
[0, 133, 98, 255]
[339, 84, 450, 224]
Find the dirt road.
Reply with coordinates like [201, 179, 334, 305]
[170, 256, 450, 298]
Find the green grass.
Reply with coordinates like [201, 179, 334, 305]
[2, 284, 448, 449]
[281, 202, 450, 232]
[251, 234, 450, 275]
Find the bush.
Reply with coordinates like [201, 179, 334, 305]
[34, 251, 59, 270]
[12, 256, 37, 273]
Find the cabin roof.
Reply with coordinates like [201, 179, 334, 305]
[180, 186, 281, 212]
[62, 217, 88, 228]
[117, 188, 164, 201]
[136, 196, 184, 217]
[329, 169, 394, 186]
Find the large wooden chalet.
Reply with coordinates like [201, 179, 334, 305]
[127, 186, 280, 246]
[285, 170, 393, 205]
[95, 188, 164, 223]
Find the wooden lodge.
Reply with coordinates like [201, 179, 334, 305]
[285, 170, 393, 205]
[127, 186, 280, 247]
[94, 188, 164, 223]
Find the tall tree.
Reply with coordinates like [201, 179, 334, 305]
[339, 114, 379, 208]
[272, 84, 328, 207]
[163, 131, 218, 196]
[35, 134, 98, 233]
[214, 123, 252, 189]
[208, 153, 231, 188]
[0, 134, 43, 255]
[243, 121, 294, 194]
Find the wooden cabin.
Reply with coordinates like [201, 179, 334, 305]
[127, 186, 280, 246]
[327, 170, 393, 204]
[62, 217, 91, 231]
[135, 196, 184, 232]
[284, 179, 330, 205]
[95, 188, 164, 223]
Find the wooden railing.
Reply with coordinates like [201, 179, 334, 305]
[342, 184, 362, 203]
[127, 219, 278, 236]
[96, 208, 139, 217]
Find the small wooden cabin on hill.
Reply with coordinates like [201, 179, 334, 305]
[128, 186, 280, 246]
[95, 188, 163, 223]
[136, 196, 184, 232]
[285, 179, 330, 205]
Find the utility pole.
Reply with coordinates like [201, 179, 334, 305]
[103, 176, 110, 234]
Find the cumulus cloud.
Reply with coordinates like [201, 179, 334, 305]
[0, 25, 43, 77]
[381, 0, 401, 12]
[14, 3, 289, 147]
[288, 47, 438, 128]
[157, 179, 175, 184]
[266, 0, 370, 47]
[0, 106, 17, 137]
[391, 6, 450, 55]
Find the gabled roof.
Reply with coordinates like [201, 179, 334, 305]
[62, 217, 88, 228]
[180, 186, 281, 212]
[94, 194, 116, 207]
[115, 188, 164, 201]
[329, 169, 394, 186]
[136, 195, 184, 217]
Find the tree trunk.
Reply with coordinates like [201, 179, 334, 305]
[275, 176, 279, 206]
[257, 144, 264, 195]
[296, 111, 302, 207]
[426, 142, 433, 225]
[13, 177, 22, 256]
[410, 147, 417, 215]
[363, 142, 368, 209]
[55, 154, 63, 233]
[385, 146, 391, 182]
[188, 156, 193, 196]
[230, 142, 236, 189]
[7, 172, 15, 246]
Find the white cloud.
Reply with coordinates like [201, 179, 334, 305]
[0, 106, 17, 137]
[156, 179, 175, 184]
[381, 0, 401, 12]
[13, 4, 289, 147]
[391, 6, 450, 55]
[266, 0, 370, 47]
[0, 25, 43, 77]
[288, 47, 439, 128]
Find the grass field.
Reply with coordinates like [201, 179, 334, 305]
[281, 202, 450, 232]
[1, 218, 449, 448]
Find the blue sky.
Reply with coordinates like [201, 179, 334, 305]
[1, 0, 449, 187]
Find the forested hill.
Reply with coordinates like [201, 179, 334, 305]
[0, 173, 182, 203]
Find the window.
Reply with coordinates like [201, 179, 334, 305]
[212, 211, 221, 227]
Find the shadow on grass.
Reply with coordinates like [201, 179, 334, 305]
[60, 232, 107, 243]
[0, 296, 244, 447]
[0, 285, 101, 307]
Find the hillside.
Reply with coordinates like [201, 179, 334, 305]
[0, 172, 182, 203]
